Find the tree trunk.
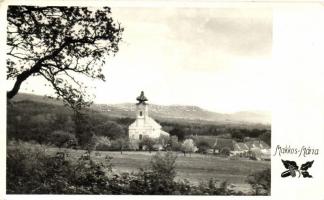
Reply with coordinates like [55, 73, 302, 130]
[7, 73, 29, 99]
[7, 41, 68, 100]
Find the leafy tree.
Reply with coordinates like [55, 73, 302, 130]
[74, 109, 94, 147]
[53, 112, 75, 133]
[94, 121, 126, 139]
[157, 134, 169, 149]
[85, 134, 99, 157]
[258, 131, 271, 146]
[7, 6, 123, 106]
[111, 138, 128, 154]
[169, 135, 181, 151]
[95, 136, 111, 151]
[231, 131, 244, 142]
[169, 127, 185, 141]
[196, 139, 211, 154]
[181, 139, 196, 156]
[49, 130, 77, 148]
[140, 136, 156, 153]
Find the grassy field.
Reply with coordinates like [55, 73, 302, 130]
[44, 148, 270, 193]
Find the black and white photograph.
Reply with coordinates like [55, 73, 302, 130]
[5, 2, 275, 196]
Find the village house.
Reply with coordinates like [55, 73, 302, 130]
[192, 135, 270, 160]
[245, 140, 271, 160]
[231, 142, 250, 157]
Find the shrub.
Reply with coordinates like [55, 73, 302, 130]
[7, 141, 254, 195]
[49, 130, 78, 148]
[7, 141, 72, 193]
[95, 136, 111, 151]
[149, 152, 177, 194]
[109, 138, 129, 154]
[168, 135, 181, 151]
[106, 152, 177, 195]
[140, 136, 156, 153]
[246, 168, 271, 195]
[7, 141, 112, 194]
[150, 152, 177, 179]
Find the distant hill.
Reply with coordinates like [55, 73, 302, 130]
[12, 93, 271, 125]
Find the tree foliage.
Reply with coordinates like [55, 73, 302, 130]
[110, 138, 128, 154]
[74, 110, 94, 147]
[181, 139, 197, 156]
[7, 6, 123, 107]
[7, 140, 112, 194]
[168, 135, 181, 151]
[140, 136, 156, 153]
[246, 168, 271, 195]
[49, 130, 78, 148]
[196, 139, 211, 154]
[258, 131, 271, 146]
[94, 136, 111, 151]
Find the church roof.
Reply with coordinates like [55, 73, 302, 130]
[129, 116, 162, 129]
[160, 130, 170, 136]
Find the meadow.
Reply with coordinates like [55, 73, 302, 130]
[44, 147, 270, 193]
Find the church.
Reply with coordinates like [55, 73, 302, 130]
[128, 91, 169, 146]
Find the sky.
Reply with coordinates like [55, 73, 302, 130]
[9, 7, 273, 113]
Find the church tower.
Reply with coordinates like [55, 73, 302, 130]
[135, 91, 149, 126]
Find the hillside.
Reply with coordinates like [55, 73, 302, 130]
[91, 103, 271, 125]
[11, 93, 271, 125]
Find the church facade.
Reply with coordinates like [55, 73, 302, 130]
[128, 91, 169, 146]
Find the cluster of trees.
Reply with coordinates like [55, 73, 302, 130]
[160, 121, 270, 145]
[7, 141, 270, 195]
[7, 100, 128, 147]
[7, 99, 271, 153]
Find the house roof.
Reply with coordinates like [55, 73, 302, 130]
[214, 138, 235, 150]
[188, 136, 270, 151]
[233, 142, 249, 151]
[160, 130, 170, 136]
[129, 117, 162, 129]
[245, 140, 270, 149]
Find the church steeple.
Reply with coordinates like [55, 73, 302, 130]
[135, 91, 149, 124]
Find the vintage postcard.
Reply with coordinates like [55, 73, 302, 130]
[1, 0, 323, 199]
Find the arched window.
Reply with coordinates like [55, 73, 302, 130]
[139, 134, 142, 140]
[139, 111, 143, 116]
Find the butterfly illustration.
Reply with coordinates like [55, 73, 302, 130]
[281, 160, 314, 178]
